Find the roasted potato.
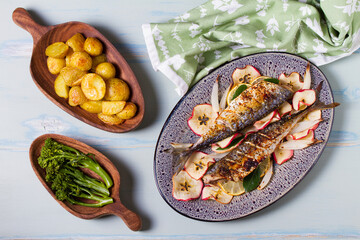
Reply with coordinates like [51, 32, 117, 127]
[102, 101, 126, 115]
[68, 86, 88, 106]
[117, 102, 137, 119]
[95, 62, 116, 80]
[66, 33, 85, 52]
[45, 42, 69, 58]
[65, 48, 74, 66]
[91, 54, 107, 72]
[84, 37, 103, 56]
[104, 78, 130, 101]
[47, 57, 66, 75]
[80, 100, 103, 113]
[69, 52, 92, 71]
[54, 75, 69, 99]
[59, 67, 86, 86]
[98, 113, 124, 125]
[81, 73, 106, 100]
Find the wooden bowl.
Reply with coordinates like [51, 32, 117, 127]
[29, 134, 142, 231]
[12, 8, 144, 133]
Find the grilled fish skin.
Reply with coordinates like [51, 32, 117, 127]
[204, 100, 340, 183]
[173, 80, 294, 173]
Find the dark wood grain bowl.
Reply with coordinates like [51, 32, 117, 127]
[30, 134, 142, 231]
[13, 8, 144, 133]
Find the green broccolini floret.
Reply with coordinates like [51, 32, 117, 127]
[38, 138, 113, 208]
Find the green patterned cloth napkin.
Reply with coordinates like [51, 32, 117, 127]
[142, 0, 360, 95]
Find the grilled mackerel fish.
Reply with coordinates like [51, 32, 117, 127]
[204, 100, 340, 183]
[173, 80, 293, 172]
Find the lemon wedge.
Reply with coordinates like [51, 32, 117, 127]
[226, 83, 250, 106]
[218, 179, 245, 196]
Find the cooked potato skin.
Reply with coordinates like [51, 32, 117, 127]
[65, 48, 74, 66]
[66, 33, 85, 52]
[117, 102, 137, 119]
[47, 57, 66, 75]
[102, 101, 126, 115]
[95, 62, 116, 80]
[84, 37, 103, 56]
[98, 113, 124, 125]
[68, 86, 87, 106]
[54, 75, 69, 99]
[91, 54, 107, 72]
[81, 73, 106, 100]
[45, 42, 69, 58]
[80, 100, 103, 113]
[104, 78, 130, 101]
[69, 52, 92, 71]
[59, 67, 86, 86]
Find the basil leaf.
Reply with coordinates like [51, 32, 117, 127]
[231, 84, 248, 101]
[216, 135, 245, 150]
[264, 78, 280, 84]
[243, 166, 261, 192]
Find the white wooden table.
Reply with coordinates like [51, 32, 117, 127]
[1, 0, 359, 239]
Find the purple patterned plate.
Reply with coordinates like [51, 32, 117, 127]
[154, 52, 335, 221]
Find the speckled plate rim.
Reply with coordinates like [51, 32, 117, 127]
[154, 52, 335, 222]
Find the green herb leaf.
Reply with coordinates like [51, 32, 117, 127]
[264, 78, 280, 84]
[231, 84, 248, 101]
[243, 166, 261, 192]
[216, 135, 245, 151]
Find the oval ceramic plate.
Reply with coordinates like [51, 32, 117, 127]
[154, 52, 335, 221]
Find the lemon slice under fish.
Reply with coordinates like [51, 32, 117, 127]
[250, 75, 271, 85]
[218, 179, 245, 196]
[226, 83, 250, 106]
[258, 156, 271, 178]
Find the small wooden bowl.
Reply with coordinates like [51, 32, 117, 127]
[13, 8, 144, 133]
[29, 134, 142, 231]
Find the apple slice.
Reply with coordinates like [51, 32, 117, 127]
[289, 119, 322, 135]
[302, 62, 311, 89]
[188, 104, 218, 136]
[232, 65, 261, 85]
[292, 89, 316, 111]
[216, 133, 241, 148]
[278, 72, 303, 92]
[211, 134, 245, 153]
[278, 101, 293, 117]
[273, 147, 294, 164]
[184, 151, 215, 180]
[211, 76, 220, 113]
[172, 170, 203, 201]
[258, 159, 273, 190]
[254, 111, 277, 130]
[305, 109, 322, 121]
[201, 185, 233, 204]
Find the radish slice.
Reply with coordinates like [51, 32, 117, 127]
[273, 148, 294, 164]
[292, 89, 316, 111]
[302, 62, 311, 89]
[232, 65, 261, 85]
[278, 101, 292, 116]
[278, 72, 303, 92]
[188, 104, 218, 136]
[258, 159, 273, 189]
[211, 77, 220, 113]
[201, 185, 233, 204]
[184, 151, 215, 180]
[172, 170, 203, 201]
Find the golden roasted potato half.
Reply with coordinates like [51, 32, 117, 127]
[95, 62, 116, 80]
[69, 52, 92, 71]
[80, 100, 103, 113]
[45, 42, 69, 58]
[81, 73, 106, 100]
[102, 101, 126, 115]
[59, 67, 86, 86]
[91, 54, 107, 72]
[65, 48, 74, 66]
[54, 75, 69, 99]
[104, 78, 130, 101]
[47, 57, 66, 75]
[98, 113, 125, 125]
[66, 33, 85, 52]
[84, 37, 103, 56]
[68, 86, 88, 106]
[117, 102, 137, 119]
